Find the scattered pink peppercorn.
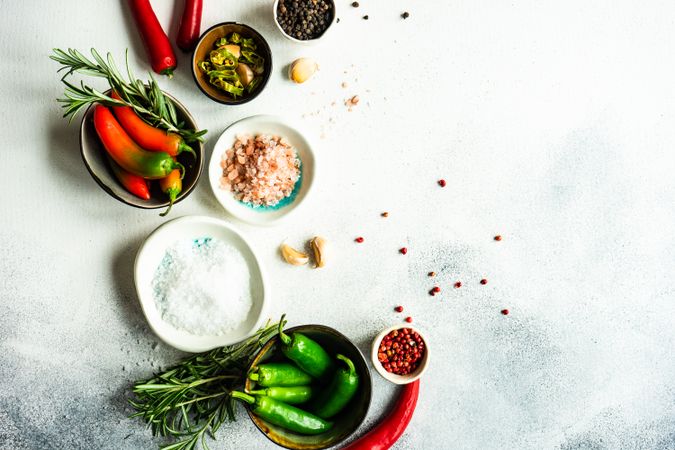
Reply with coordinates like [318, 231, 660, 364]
[394, 305, 403, 312]
[428, 271, 436, 277]
[432, 286, 441, 293]
[405, 316, 413, 323]
[501, 309, 509, 315]
[494, 235, 502, 241]
[454, 281, 462, 288]
[480, 279, 488, 285]
[438, 179, 446, 187]
[399, 247, 408, 255]
[355, 237, 364, 243]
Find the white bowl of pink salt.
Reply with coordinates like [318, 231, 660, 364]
[134, 215, 269, 352]
[208, 115, 317, 226]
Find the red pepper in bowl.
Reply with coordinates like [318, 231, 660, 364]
[110, 92, 195, 158]
[93, 104, 183, 179]
[108, 158, 150, 200]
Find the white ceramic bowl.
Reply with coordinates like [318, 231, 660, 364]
[208, 115, 317, 226]
[134, 215, 268, 352]
[371, 325, 430, 385]
[273, 0, 337, 45]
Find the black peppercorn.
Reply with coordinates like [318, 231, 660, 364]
[362, 15, 369, 20]
[352, 1, 359, 7]
[402, 12, 410, 19]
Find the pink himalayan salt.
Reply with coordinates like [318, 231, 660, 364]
[220, 134, 300, 207]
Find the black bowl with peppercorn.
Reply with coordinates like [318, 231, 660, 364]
[274, 0, 336, 43]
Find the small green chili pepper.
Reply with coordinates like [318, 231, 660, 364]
[310, 354, 360, 419]
[247, 386, 315, 405]
[278, 321, 334, 380]
[248, 362, 313, 387]
[232, 392, 333, 435]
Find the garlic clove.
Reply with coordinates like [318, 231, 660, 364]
[310, 236, 327, 268]
[289, 58, 318, 84]
[280, 243, 309, 266]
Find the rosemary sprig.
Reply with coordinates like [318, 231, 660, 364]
[50, 48, 207, 143]
[130, 317, 286, 450]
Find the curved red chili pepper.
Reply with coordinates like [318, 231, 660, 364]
[108, 158, 151, 200]
[159, 168, 182, 216]
[110, 92, 195, 157]
[128, 0, 177, 76]
[93, 104, 182, 180]
[176, 0, 203, 52]
[342, 380, 419, 450]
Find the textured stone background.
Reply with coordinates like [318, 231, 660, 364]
[1, 1, 674, 449]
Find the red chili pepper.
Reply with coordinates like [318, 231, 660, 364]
[159, 168, 182, 216]
[108, 158, 150, 200]
[342, 380, 419, 450]
[176, 0, 203, 52]
[128, 0, 177, 76]
[93, 105, 182, 179]
[110, 92, 195, 157]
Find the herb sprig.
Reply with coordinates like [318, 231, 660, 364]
[50, 48, 206, 143]
[129, 317, 285, 450]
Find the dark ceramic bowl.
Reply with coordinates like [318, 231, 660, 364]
[244, 325, 372, 449]
[192, 22, 273, 105]
[79, 92, 203, 210]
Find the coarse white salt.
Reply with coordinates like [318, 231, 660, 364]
[152, 237, 252, 336]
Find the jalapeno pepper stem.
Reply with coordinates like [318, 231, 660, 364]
[178, 142, 197, 158]
[159, 188, 179, 217]
[336, 354, 356, 375]
[278, 314, 291, 345]
[230, 391, 255, 404]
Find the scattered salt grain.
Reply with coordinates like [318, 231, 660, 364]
[152, 237, 253, 336]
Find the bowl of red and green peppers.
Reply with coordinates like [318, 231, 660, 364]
[192, 22, 272, 105]
[241, 323, 372, 449]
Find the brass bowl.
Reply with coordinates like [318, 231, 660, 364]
[192, 22, 273, 105]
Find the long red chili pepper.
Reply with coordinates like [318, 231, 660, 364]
[108, 158, 151, 200]
[128, 0, 177, 77]
[176, 0, 203, 52]
[159, 168, 182, 216]
[110, 92, 195, 157]
[93, 104, 183, 179]
[342, 380, 419, 450]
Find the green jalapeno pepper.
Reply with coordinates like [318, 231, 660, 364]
[310, 354, 360, 419]
[248, 362, 313, 387]
[247, 386, 315, 405]
[278, 321, 334, 380]
[231, 392, 333, 435]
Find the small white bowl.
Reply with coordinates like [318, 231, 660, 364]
[134, 215, 268, 352]
[273, 0, 337, 45]
[371, 325, 430, 384]
[208, 115, 317, 226]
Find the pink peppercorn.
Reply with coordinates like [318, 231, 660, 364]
[454, 281, 462, 288]
[405, 316, 413, 323]
[438, 179, 446, 187]
[355, 237, 364, 243]
[394, 306, 403, 312]
[399, 247, 408, 255]
[501, 309, 509, 315]
[432, 286, 441, 293]
[480, 279, 488, 285]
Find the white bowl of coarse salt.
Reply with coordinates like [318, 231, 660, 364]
[134, 215, 268, 352]
[208, 115, 317, 226]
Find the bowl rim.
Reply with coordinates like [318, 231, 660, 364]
[272, 0, 337, 44]
[191, 21, 273, 105]
[244, 324, 373, 450]
[371, 324, 430, 385]
[78, 90, 204, 209]
[207, 114, 318, 226]
[133, 215, 269, 352]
